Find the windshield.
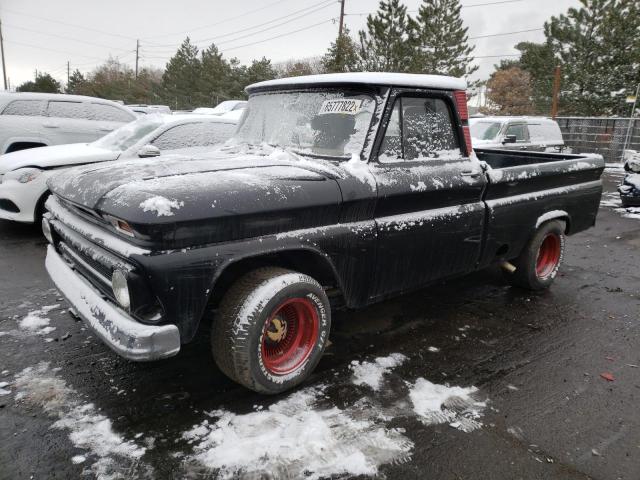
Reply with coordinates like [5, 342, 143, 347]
[470, 121, 503, 141]
[232, 90, 376, 159]
[93, 115, 164, 151]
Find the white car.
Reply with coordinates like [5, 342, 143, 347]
[0, 114, 238, 223]
[469, 116, 565, 152]
[192, 100, 247, 115]
[0, 92, 137, 154]
[127, 104, 172, 115]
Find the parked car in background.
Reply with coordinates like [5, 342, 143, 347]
[192, 100, 247, 115]
[0, 114, 238, 223]
[470, 116, 565, 152]
[619, 149, 640, 207]
[0, 92, 137, 154]
[42, 72, 604, 395]
[127, 104, 172, 115]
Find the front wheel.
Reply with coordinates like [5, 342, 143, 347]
[506, 220, 566, 290]
[212, 267, 331, 394]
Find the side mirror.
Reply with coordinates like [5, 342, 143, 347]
[137, 144, 161, 158]
[502, 134, 517, 144]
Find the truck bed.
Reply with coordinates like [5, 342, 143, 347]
[475, 148, 605, 268]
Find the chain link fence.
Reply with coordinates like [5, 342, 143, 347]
[556, 117, 639, 164]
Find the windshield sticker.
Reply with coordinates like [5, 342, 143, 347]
[318, 99, 363, 116]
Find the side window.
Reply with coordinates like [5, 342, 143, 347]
[2, 100, 44, 116]
[379, 96, 460, 162]
[48, 101, 90, 119]
[89, 104, 135, 122]
[152, 122, 236, 150]
[505, 124, 528, 142]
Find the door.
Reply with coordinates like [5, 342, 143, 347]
[45, 100, 96, 144]
[87, 103, 136, 139]
[370, 93, 487, 299]
[502, 122, 532, 151]
[0, 99, 46, 152]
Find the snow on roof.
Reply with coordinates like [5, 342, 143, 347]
[163, 113, 239, 125]
[0, 91, 125, 105]
[246, 72, 466, 93]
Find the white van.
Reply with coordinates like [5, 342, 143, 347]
[0, 92, 137, 154]
[469, 116, 565, 152]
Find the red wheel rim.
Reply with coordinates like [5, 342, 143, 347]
[261, 297, 319, 375]
[536, 233, 561, 279]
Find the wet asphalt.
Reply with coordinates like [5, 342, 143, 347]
[0, 168, 639, 480]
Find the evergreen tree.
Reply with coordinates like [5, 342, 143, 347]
[199, 43, 232, 106]
[17, 73, 61, 93]
[512, 41, 556, 115]
[357, 0, 412, 72]
[407, 0, 478, 82]
[322, 27, 359, 73]
[162, 37, 202, 109]
[544, 0, 640, 115]
[65, 69, 86, 94]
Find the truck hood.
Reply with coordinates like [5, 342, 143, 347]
[0, 143, 120, 174]
[48, 147, 345, 246]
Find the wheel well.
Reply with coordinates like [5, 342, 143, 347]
[34, 191, 51, 221]
[208, 250, 343, 310]
[6, 142, 46, 153]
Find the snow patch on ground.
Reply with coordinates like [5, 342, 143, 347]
[350, 353, 408, 391]
[14, 362, 151, 479]
[181, 386, 412, 480]
[140, 196, 184, 217]
[409, 378, 486, 433]
[18, 305, 60, 336]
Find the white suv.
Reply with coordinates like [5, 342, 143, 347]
[0, 92, 137, 154]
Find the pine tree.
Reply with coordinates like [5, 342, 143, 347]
[357, 0, 413, 72]
[544, 0, 640, 116]
[407, 0, 478, 82]
[512, 41, 556, 115]
[322, 27, 359, 73]
[200, 43, 232, 106]
[162, 37, 202, 109]
[65, 69, 85, 94]
[17, 73, 61, 93]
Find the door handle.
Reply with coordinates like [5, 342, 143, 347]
[42, 123, 59, 128]
[99, 127, 114, 132]
[519, 146, 528, 150]
[461, 171, 481, 178]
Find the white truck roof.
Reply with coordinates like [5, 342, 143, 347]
[246, 72, 466, 93]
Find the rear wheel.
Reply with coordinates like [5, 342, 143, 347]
[506, 220, 566, 290]
[212, 267, 331, 394]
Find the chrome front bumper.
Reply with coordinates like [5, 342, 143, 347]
[45, 245, 180, 361]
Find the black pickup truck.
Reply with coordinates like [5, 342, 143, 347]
[42, 73, 605, 394]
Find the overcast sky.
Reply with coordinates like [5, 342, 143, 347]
[0, 0, 580, 91]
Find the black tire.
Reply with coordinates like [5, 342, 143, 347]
[506, 220, 566, 290]
[211, 267, 331, 394]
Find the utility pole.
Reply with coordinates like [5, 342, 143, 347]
[338, 0, 345, 38]
[135, 39, 139, 79]
[0, 17, 7, 91]
[551, 65, 561, 119]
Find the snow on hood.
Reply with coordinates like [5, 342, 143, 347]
[0, 143, 119, 174]
[47, 146, 345, 223]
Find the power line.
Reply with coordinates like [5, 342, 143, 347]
[211, 1, 336, 46]
[469, 27, 542, 40]
[4, 39, 107, 61]
[2, 8, 139, 41]
[145, 0, 335, 48]
[346, 0, 525, 16]
[2, 23, 133, 53]
[142, 0, 296, 40]
[221, 17, 336, 53]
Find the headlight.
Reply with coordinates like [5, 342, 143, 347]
[111, 269, 131, 309]
[4, 168, 43, 184]
[41, 217, 53, 243]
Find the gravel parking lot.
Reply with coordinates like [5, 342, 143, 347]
[1, 167, 638, 480]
